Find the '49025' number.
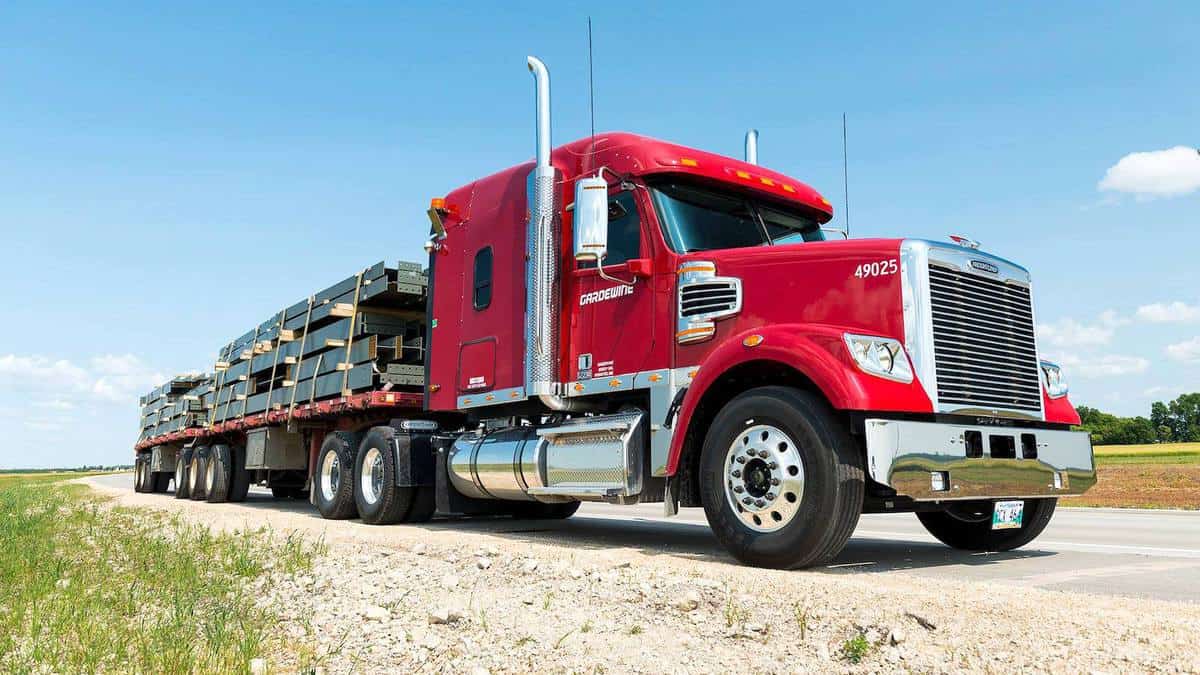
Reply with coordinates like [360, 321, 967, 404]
[854, 259, 898, 278]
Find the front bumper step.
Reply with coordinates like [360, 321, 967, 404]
[864, 419, 1096, 501]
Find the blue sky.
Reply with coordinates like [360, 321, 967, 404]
[1, 2, 1197, 468]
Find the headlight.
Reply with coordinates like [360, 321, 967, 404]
[844, 334, 913, 383]
[1040, 360, 1068, 398]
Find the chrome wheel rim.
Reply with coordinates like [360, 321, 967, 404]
[205, 458, 216, 493]
[320, 452, 341, 502]
[359, 448, 384, 505]
[723, 424, 805, 532]
[189, 457, 200, 493]
[176, 462, 184, 491]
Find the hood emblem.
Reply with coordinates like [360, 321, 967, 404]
[970, 260, 1000, 274]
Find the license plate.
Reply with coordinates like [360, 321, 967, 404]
[992, 500, 1024, 530]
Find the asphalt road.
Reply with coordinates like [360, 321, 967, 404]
[96, 472, 1200, 603]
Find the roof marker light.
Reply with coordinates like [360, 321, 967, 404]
[680, 158, 699, 167]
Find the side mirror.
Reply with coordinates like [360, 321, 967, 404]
[573, 176, 609, 262]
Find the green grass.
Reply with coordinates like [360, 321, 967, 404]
[0, 473, 322, 673]
[1093, 442, 1200, 466]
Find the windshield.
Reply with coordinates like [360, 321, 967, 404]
[649, 179, 825, 253]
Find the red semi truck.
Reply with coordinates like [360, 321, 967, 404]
[133, 56, 1096, 569]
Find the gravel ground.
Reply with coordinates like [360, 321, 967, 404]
[84, 477, 1200, 674]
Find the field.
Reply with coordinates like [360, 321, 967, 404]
[0, 472, 322, 673]
[1062, 442, 1200, 510]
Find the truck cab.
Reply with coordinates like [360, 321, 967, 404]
[421, 57, 1095, 569]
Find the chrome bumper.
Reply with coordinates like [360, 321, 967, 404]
[864, 419, 1096, 501]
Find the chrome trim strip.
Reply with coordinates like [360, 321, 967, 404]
[456, 386, 527, 410]
[865, 418, 1096, 501]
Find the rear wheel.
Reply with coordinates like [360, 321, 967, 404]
[205, 444, 233, 503]
[188, 448, 208, 501]
[314, 434, 358, 520]
[916, 498, 1057, 551]
[354, 427, 413, 525]
[699, 386, 864, 569]
[227, 445, 251, 502]
[174, 448, 193, 500]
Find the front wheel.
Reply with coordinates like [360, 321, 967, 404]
[916, 498, 1057, 552]
[699, 386, 864, 569]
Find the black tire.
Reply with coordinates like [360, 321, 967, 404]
[189, 447, 208, 501]
[175, 448, 193, 500]
[228, 445, 251, 503]
[354, 426, 414, 525]
[916, 498, 1057, 552]
[405, 487, 438, 523]
[699, 386, 864, 569]
[508, 500, 581, 520]
[205, 444, 233, 503]
[314, 434, 358, 519]
[152, 471, 172, 493]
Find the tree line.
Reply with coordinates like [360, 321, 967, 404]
[1076, 393, 1200, 445]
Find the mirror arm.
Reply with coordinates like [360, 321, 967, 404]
[595, 257, 637, 287]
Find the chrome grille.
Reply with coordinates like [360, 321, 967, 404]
[680, 281, 739, 317]
[928, 264, 1041, 412]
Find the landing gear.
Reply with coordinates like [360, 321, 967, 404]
[917, 498, 1057, 552]
[700, 386, 864, 569]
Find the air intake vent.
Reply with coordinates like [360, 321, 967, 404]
[676, 262, 742, 344]
[928, 264, 1042, 413]
[681, 282, 739, 317]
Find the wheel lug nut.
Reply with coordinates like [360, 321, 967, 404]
[770, 478, 779, 486]
[758, 450, 769, 458]
[755, 499, 765, 507]
[736, 456, 746, 464]
[731, 470, 742, 478]
[766, 493, 776, 501]
[734, 486, 744, 493]
[742, 497, 752, 505]
[768, 462, 778, 470]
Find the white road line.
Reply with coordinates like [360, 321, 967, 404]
[574, 515, 1200, 559]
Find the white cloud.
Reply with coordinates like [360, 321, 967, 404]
[1136, 301, 1200, 323]
[1099, 146, 1200, 198]
[31, 399, 76, 411]
[0, 355, 89, 389]
[1166, 337, 1200, 364]
[0, 353, 164, 403]
[1038, 310, 1127, 347]
[1051, 353, 1150, 378]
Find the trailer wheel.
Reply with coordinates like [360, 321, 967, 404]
[508, 500, 581, 520]
[227, 445, 251, 503]
[916, 498, 1057, 552]
[354, 426, 413, 525]
[205, 444, 233, 503]
[175, 448, 193, 500]
[314, 434, 358, 519]
[699, 386, 864, 569]
[188, 447, 208, 501]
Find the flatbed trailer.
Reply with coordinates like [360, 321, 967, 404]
[132, 55, 1097, 569]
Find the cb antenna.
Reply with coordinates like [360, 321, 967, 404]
[842, 112, 851, 237]
[587, 17, 596, 161]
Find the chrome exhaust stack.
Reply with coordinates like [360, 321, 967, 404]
[524, 56, 576, 411]
[744, 129, 759, 165]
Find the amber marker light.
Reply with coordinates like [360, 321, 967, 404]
[743, 334, 765, 347]
[680, 158, 699, 167]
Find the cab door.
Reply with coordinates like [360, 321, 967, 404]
[567, 188, 658, 388]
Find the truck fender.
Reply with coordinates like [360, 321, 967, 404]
[666, 323, 933, 475]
